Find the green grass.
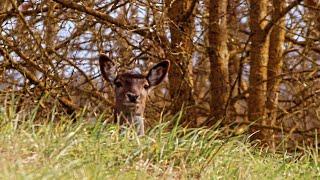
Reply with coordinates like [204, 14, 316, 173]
[0, 102, 319, 179]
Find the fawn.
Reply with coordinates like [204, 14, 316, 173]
[99, 54, 170, 135]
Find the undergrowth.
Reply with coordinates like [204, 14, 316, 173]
[0, 95, 319, 179]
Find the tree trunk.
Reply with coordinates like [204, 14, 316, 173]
[227, 0, 242, 123]
[266, 0, 286, 148]
[207, 0, 230, 125]
[166, 0, 196, 126]
[248, 0, 269, 140]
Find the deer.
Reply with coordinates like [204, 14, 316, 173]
[99, 54, 170, 136]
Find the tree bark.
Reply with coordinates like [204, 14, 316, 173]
[227, 0, 242, 123]
[207, 0, 230, 125]
[248, 0, 269, 139]
[266, 0, 286, 147]
[166, 0, 196, 126]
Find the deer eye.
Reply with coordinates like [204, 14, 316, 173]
[144, 84, 150, 89]
[114, 81, 122, 88]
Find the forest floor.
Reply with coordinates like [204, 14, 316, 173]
[0, 105, 319, 179]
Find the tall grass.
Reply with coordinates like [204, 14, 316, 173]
[0, 96, 319, 179]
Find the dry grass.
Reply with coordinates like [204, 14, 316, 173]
[0, 95, 319, 179]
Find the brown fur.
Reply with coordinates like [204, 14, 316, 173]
[99, 54, 170, 135]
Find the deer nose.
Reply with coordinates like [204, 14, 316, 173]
[127, 93, 139, 103]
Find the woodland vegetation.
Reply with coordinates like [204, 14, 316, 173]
[1, 0, 320, 151]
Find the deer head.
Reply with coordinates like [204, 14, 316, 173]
[99, 54, 170, 135]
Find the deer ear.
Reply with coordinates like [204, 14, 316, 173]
[147, 60, 170, 87]
[99, 53, 117, 84]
